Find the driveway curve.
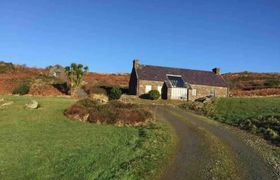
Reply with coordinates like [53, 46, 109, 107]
[156, 106, 279, 180]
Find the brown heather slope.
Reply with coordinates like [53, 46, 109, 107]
[0, 63, 47, 94]
[222, 72, 280, 96]
[84, 72, 130, 88]
[0, 61, 130, 95]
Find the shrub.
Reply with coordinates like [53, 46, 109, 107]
[148, 90, 160, 100]
[240, 119, 254, 130]
[12, 84, 30, 95]
[264, 79, 280, 87]
[65, 99, 152, 126]
[139, 93, 150, 99]
[76, 98, 99, 107]
[263, 128, 279, 140]
[109, 87, 122, 100]
[0, 62, 15, 73]
[84, 86, 107, 95]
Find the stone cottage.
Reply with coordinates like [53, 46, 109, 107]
[48, 65, 67, 81]
[129, 60, 228, 101]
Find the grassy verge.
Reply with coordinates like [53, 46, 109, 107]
[0, 95, 176, 180]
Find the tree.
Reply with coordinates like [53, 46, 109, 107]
[65, 63, 88, 96]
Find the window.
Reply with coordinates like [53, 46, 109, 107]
[145, 85, 152, 93]
[210, 89, 215, 97]
[157, 86, 162, 94]
[192, 89, 197, 96]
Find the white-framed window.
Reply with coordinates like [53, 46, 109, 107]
[145, 85, 152, 93]
[210, 89, 215, 97]
[157, 86, 162, 94]
[192, 89, 197, 96]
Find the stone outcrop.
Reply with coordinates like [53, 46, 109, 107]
[90, 93, 108, 104]
[25, 100, 39, 109]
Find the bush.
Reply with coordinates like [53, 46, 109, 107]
[65, 99, 153, 126]
[0, 62, 15, 73]
[264, 79, 280, 87]
[12, 84, 30, 95]
[84, 86, 107, 95]
[148, 90, 160, 100]
[263, 128, 279, 140]
[139, 90, 161, 100]
[109, 87, 122, 100]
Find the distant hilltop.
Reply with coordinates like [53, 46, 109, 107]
[223, 72, 280, 96]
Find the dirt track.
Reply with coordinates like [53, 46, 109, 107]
[156, 106, 279, 180]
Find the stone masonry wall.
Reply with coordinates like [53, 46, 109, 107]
[188, 84, 228, 101]
[138, 80, 228, 101]
[138, 80, 165, 95]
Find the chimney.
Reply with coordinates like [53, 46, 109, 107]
[133, 59, 139, 68]
[212, 67, 221, 75]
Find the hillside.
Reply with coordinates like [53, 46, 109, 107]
[0, 61, 48, 94]
[222, 72, 280, 96]
[0, 61, 130, 95]
[84, 72, 130, 88]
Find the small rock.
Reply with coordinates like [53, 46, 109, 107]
[25, 100, 39, 109]
[0, 101, 14, 107]
[0, 98, 4, 102]
[82, 114, 90, 122]
[90, 93, 108, 104]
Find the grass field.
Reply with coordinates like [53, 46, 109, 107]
[205, 97, 280, 145]
[0, 95, 176, 180]
[208, 97, 280, 120]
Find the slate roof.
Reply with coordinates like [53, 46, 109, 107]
[136, 64, 227, 87]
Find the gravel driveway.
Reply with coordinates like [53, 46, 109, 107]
[156, 106, 279, 180]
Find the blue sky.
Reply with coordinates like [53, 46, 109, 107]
[0, 0, 279, 73]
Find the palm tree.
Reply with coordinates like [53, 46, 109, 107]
[65, 63, 88, 97]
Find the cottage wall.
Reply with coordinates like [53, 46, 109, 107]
[129, 68, 138, 95]
[138, 80, 165, 95]
[137, 80, 228, 100]
[188, 84, 228, 101]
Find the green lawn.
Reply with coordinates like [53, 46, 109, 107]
[209, 97, 280, 120]
[0, 95, 176, 180]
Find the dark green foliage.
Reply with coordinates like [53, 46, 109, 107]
[264, 79, 280, 87]
[139, 93, 150, 99]
[148, 90, 160, 100]
[12, 84, 30, 95]
[64, 63, 88, 96]
[140, 90, 161, 100]
[263, 128, 279, 141]
[109, 87, 122, 100]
